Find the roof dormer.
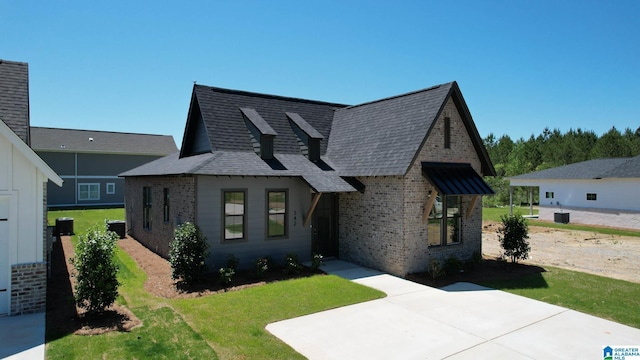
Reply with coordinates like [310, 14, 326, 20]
[240, 107, 277, 160]
[286, 112, 323, 162]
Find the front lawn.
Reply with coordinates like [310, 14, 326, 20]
[46, 208, 385, 359]
[477, 266, 640, 329]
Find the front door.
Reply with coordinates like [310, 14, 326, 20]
[0, 196, 10, 315]
[311, 193, 338, 257]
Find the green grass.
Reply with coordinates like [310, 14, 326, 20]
[477, 266, 640, 328]
[482, 207, 640, 237]
[46, 208, 384, 359]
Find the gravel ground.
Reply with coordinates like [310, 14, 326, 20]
[482, 221, 640, 284]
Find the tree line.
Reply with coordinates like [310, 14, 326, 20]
[483, 126, 640, 206]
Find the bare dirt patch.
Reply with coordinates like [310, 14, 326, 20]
[482, 220, 640, 284]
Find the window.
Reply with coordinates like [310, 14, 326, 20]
[428, 194, 462, 246]
[106, 183, 116, 195]
[224, 190, 246, 240]
[444, 117, 451, 149]
[545, 192, 554, 199]
[587, 193, 597, 201]
[267, 190, 287, 238]
[78, 183, 100, 201]
[143, 187, 152, 230]
[163, 188, 170, 223]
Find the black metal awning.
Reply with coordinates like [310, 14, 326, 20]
[421, 162, 494, 195]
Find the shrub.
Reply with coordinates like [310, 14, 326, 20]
[72, 225, 119, 313]
[428, 259, 444, 281]
[255, 257, 269, 278]
[311, 253, 324, 271]
[226, 254, 239, 270]
[219, 267, 235, 286]
[169, 222, 208, 285]
[497, 214, 531, 263]
[444, 255, 463, 275]
[284, 253, 302, 274]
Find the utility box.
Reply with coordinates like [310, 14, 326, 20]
[107, 220, 126, 239]
[55, 217, 74, 236]
[554, 212, 570, 224]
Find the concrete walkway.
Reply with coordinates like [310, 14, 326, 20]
[267, 260, 640, 359]
[0, 312, 45, 359]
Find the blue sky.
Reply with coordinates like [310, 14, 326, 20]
[1, 1, 638, 147]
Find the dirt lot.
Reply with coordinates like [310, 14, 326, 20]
[482, 221, 640, 284]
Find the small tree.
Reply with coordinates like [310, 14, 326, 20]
[497, 214, 530, 263]
[169, 222, 208, 285]
[72, 225, 119, 313]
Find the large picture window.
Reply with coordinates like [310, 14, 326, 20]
[267, 190, 287, 238]
[78, 183, 100, 201]
[428, 194, 462, 246]
[224, 190, 246, 240]
[143, 186, 152, 230]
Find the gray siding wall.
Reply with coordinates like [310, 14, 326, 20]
[37, 151, 164, 207]
[197, 175, 312, 269]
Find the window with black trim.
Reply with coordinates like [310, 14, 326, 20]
[428, 194, 462, 246]
[545, 192, 554, 199]
[444, 117, 451, 149]
[163, 188, 170, 223]
[224, 190, 246, 240]
[267, 190, 287, 238]
[143, 187, 152, 230]
[587, 193, 597, 201]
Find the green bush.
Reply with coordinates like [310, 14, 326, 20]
[284, 253, 302, 274]
[428, 259, 444, 281]
[311, 253, 324, 271]
[219, 267, 235, 286]
[497, 214, 531, 263]
[444, 255, 463, 275]
[255, 257, 269, 278]
[169, 222, 208, 285]
[72, 225, 119, 313]
[226, 254, 239, 270]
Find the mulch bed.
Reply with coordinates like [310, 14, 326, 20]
[406, 257, 547, 288]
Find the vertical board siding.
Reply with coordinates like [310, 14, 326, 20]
[197, 176, 312, 269]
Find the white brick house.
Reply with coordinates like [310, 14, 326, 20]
[122, 81, 495, 277]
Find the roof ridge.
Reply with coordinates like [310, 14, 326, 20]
[339, 82, 453, 110]
[195, 84, 349, 108]
[31, 126, 173, 137]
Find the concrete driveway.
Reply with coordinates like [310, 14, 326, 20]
[0, 312, 45, 359]
[267, 261, 640, 359]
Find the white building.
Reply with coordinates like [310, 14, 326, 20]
[508, 156, 640, 230]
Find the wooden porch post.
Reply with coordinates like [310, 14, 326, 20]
[303, 192, 323, 227]
[422, 191, 438, 224]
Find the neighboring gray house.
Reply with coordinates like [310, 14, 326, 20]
[509, 155, 640, 230]
[1, 59, 62, 315]
[122, 82, 495, 277]
[31, 127, 177, 208]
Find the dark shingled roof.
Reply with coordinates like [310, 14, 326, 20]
[125, 81, 495, 193]
[509, 156, 640, 180]
[31, 127, 178, 155]
[185, 85, 345, 155]
[328, 84, 452, 176]
[0, 59, 30, 145]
